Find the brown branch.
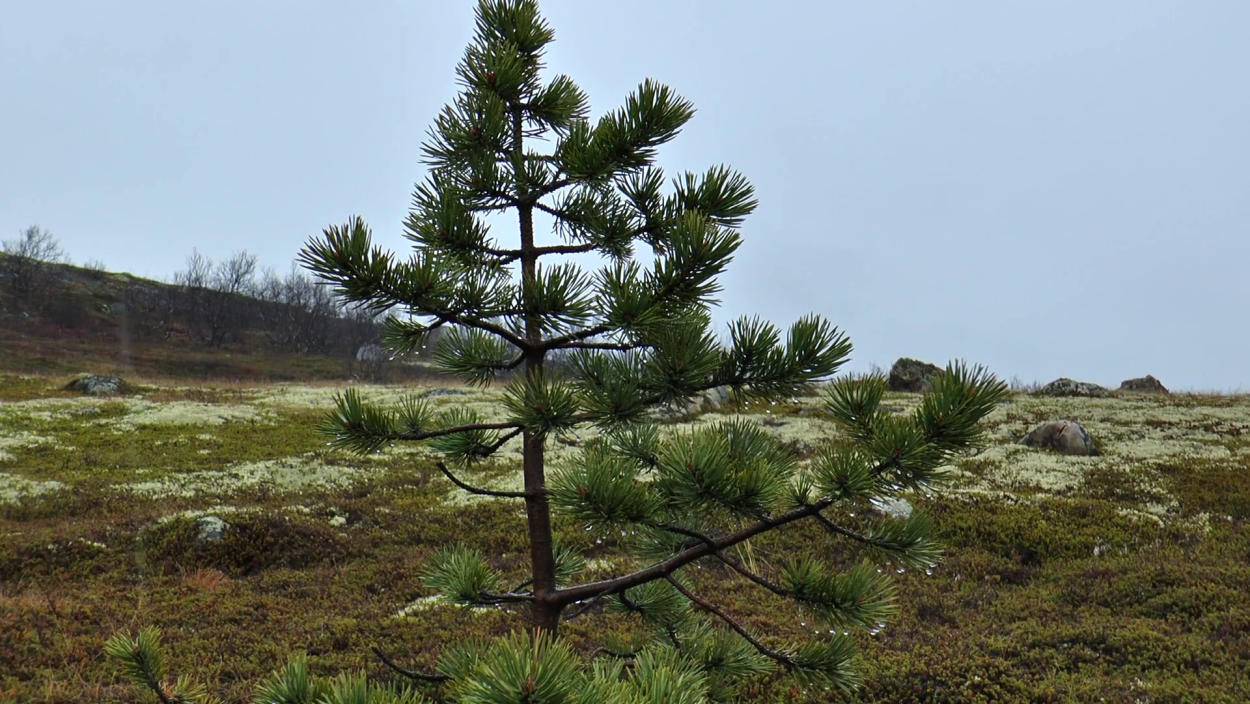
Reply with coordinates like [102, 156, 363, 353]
[810, 511, 911, 556]
[481, 427, 525, 456]
[550, 340, 643, 352]
[590, 646, 637, 660]
[553, 498, 834, 605]
[652, 522, 790, 598]
[554, 458, 899, 607]
[336, 260, 532, 351]
[371, 645, 450, 683]
[712, 550, 790, 599]
[477, 590, 535, 604]
[435, 461, 526, 499]
[141, 678, 178, 704]
[541, 323, 614, 350]
[562, 585, 614, 621]
[533, 242, 598, 257]
[664, 576, 796, 670]
[393, 419, 523, 442]
[439, 313, 531, 351]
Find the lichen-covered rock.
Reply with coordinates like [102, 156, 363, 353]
[888, 357, 943, 393]
[872, 496, 914, 519]
[655, 386, 733, 419]
[64, 374, 128, 396]
[1020, 420, 1097, 456]
[1118, 374, 1169, 395]
[1038, 378, 1111, 398]
[701, 386, 732, 409]
[194, 516, 228, 544]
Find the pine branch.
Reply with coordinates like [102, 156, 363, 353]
[437, 241, 596, 263]
[712, 550, 790, 599]
[370, 645, 450, 683]
[396, 419, 524, 443]
[436, 460, 527, 498]
[589, 646, 637, 660]
[554, 497, 834, 605]
[532, 196, 664, 245]
[810, 511, 904, 551]
[438, 312, 533, 351]
[664, 576, 795, 671]
[144, 680, 179, 704]
[553, 340, 642, 352]
[542, 323, 615, 349]
[556, 458, 900, 607]
[653, 522, 790, 598]
[535, 242, 599, 256]
[563, 586, 613, 621]
[480, 427, 525, 457]
[478, 591, 536, 604]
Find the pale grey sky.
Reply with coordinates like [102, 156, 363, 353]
[3, 1, 1247, 390]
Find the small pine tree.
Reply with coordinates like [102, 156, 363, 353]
[108, 1, 1009, 700]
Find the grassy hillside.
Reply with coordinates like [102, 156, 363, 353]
[0, 255, 406, 383]
[1, 373, 1247, 702]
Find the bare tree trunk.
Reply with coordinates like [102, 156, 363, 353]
[514, 107, 560, 634]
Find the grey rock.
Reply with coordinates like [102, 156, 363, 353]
[701, 386, 732, 409]
[671, 387, 733, 416]
[64, 375, 127, 396]
[1118, 374, 1169, 395]
[424, 387, 468, 397]
[1038, 378, 1111, 398]
[194, 516, 228, 544]
[872, 496, 914, 519]
[888, 357, 943, 393]
[1020, 420, 1097, 456]
[356, 344, 386, 362]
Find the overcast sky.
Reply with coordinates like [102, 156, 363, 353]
[3, 1, 1247, 390]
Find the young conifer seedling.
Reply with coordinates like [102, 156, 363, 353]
[107, 1, 1009, 701]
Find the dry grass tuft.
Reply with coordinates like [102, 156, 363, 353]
[181, 567, 231, 591]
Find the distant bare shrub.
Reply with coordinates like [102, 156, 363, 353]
[1, 225, 66, 299]
[174, 249, 260, 347]
[1010, 375, 1043, 393]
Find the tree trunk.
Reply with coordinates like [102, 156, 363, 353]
[514, 107, 561, 633]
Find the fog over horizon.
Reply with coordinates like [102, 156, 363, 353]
[3, 1, 1247, 391]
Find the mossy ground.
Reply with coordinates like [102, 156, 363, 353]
[2, 374, 1248, 702]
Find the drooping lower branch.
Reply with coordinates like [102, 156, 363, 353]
[810, 510, 913, 555]
[476, 427, 525, 459]
[435, 460, 526, 498]
[371, 645, 450, 683]
[711, 549, 790, 598]
[392, 419, 524, 442]
[562, 585, 613, 621]
[554, 498, 835, 606]
[664, 576, 795, 670]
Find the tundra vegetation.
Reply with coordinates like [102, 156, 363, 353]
[3, 1, 1249, 702]
[3, 373, 1249, 701]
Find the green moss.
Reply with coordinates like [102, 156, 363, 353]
[931, 495, 1167, 566]
[4, 378, 1250, 702]
[1079, 463, 1172, 506]
[139, 511, 351, 577]
[0, 375, 77, 402]
[1156, 457, 1250, 518]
